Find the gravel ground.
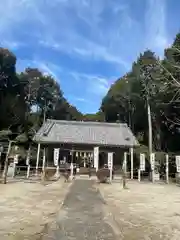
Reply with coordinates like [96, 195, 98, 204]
[98, 180, 180, 240]
[41, 179, 118, 240]
[0, 179, 71, 240]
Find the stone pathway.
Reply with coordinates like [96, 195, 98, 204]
[41, 179, 117, 240]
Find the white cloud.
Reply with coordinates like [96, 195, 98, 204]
[39, 29, 131, 69]
[69, 96, 92, 103]
[88, 76, 109, 95]
[16, 59, 62, 81]
[0, 40, 24, 50]
[75, 97, 87, 102]
[67, 71, 113, 96]
[0, 0, 171, 66]
[0, 0, 172, 103]
[145, 0, 169, 55]
[0, 0, 134, 70]
[36, 62, 61, 80]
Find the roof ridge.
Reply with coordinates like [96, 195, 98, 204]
[46, 119, 128, 127]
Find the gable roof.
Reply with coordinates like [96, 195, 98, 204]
[33, 119, 139, 147]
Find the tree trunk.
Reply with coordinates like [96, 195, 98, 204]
[2, 141, 12, 184]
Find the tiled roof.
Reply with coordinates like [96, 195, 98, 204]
[33, 119, 139, 147]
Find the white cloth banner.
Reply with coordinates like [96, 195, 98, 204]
[140, 153, 145, 171]
[108, 153, 113, 170]
[94, 147, 99, 170]
[176, 156, 180, 173]
[54, 148, 60, 166]
[26, 155, 30, 165]
[150, 153, 155, 170]
[14, 154, 19, 164]
[122, 152, 127, 171]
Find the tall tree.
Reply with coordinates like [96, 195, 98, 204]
[0, 48, 26, 131]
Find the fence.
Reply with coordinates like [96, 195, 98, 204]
[3, 146, 180, 185]
[123, 152, 179, 184]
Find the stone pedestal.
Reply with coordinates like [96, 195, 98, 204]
[54, 167, 60, 179]
[149, 172, 160, 181]
[154, 173, 160, 181]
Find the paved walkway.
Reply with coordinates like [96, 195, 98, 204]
[41, 179, 117, 240]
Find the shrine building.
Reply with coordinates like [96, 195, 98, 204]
[33, 119, 139, 176]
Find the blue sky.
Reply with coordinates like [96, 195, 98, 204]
[0, 0, 179, 113]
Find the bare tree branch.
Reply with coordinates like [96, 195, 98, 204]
[156, 59, 180, 87]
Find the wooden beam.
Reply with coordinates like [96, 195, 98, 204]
[35, 143, 41, 176]
[2, 140, 12, 184]
[130, 147, 133, 180]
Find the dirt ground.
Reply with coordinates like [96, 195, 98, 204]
[98, 180, 180, 240]
[0, 179, 71, 240]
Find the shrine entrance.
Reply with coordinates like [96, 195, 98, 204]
[44, 144, 117, 177]
[46, 146, 95, 176]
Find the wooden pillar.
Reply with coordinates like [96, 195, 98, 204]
[138, 169, 141, 182]
[124, 152, 127, 174]
[150, 153, 155, 183]
[130, 147, 133, 180]
[27, 165, 30, 179]
[41, 147, 46, 181]
[123, 152, 127, 188]
[165, 154, 169, 184]
[42, 148, 46, 172]
[36, 143, 41, 176]
[84, 157, 86, 167]
[12, 161, 16, 178]
[0, 152, 2, 177]
[3, 140, 12, 184]
[46, 146, 50, 167]
[26, 145, 31, 179]
[12, 154, 18, 178]
[70, 149, 74, 180]
[70, 162, 74, 180]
